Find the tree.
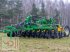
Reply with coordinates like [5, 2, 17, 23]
[0, 0, 7, 17]
[39, 0, 47, 17]
[13, 0, 23, 23]
[0, 0, 7, 9]
[31, 3, 38, 16]
[39, 0, 46, 17]
[54, 8, 60, 24]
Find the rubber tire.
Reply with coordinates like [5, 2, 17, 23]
[58, 32, 63, 39]
[7, 32, 15, 37]
[7, 33, 10, 37]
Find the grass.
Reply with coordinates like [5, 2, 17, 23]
[0, 33, 70, 52]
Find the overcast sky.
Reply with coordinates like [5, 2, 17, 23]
[51, 0, 70, 3]
[63, 0, 70, 3]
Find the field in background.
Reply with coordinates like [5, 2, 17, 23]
[0, 33, 70, 52]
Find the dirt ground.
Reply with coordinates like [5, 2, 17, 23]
[0, 33, 70, 52]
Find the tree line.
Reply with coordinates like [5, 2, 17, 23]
[0, 0, 70, 29]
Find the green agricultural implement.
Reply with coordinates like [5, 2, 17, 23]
[3, 15, 70, 38]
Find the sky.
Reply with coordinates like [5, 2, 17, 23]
[51, 0, 70, 3]
[63, 0, 70, 3]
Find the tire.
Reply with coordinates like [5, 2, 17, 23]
[7, 32, 15, 37]
[46, 31, 50, 39]
[22, 31, 26, 37]
[40, 31, 45, 38]
[51, 32, 55, 39]
[45, 31, 48, 38]
[58, 32, 63, 38]
[36, 31, 40, 38]
[7, 33, 10, 37]
[54, 31, 58, 38]
[64, 26, 70, 37]
[26, 31, 30, 38]
[31, 31, 36, 38]
[17, 31, 21, 37]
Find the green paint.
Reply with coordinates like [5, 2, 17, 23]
[2, 15, 61, 37]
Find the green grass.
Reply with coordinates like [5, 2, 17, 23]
[0, 33, 70, 52]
